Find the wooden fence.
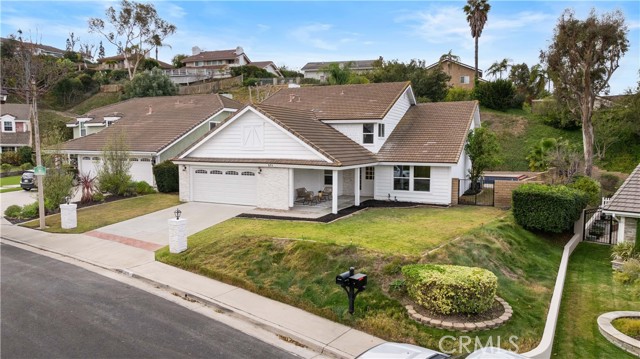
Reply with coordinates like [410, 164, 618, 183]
[178, 76, 243, 95]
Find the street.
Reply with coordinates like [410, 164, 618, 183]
[0, 244, 299, 359]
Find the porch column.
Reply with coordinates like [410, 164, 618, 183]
[354, 168, 361, 206]
[288, 169, 294, 208]
[618, 216, 626, 243]
[332, 170, 338, 214]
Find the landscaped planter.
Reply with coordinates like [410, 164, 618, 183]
[598, 311, 640, 357]
[611, 258, 625, 271]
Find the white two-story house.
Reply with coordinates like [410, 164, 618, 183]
[0, 103, 31, 153]
[175, 82, 479, 213]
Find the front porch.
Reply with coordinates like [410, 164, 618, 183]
[246, 195, 373, 219]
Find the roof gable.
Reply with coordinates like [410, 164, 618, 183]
[604, 163, 640, 215]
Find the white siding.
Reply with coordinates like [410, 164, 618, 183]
[375, 87, 413, 152]
[294, 169, 324, 192]
[329, 123, 362, 145]
[451, 104, 479, 181]
[374, 165, 452, 205]
[189, 111, 325, 161]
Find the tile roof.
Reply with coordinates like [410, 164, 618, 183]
[1, 103, 30, 120]
[301, 60, 378, 71]
[62, 94, 242, 153]
[182, 49, 243, 63]
[261, 82, 410, 121]
[250, 61, 276, 69]
[604, 163, 640, 214]
[0, 131, 30, 146]
[377, 101, 478, 164]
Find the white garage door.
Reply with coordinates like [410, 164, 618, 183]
[80, 156, 101, 178]
[192, 167, 257, 205]
[129, 158, 155, 185]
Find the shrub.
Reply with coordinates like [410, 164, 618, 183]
[612, 242, 640, 261]
[599, 173, 621, 192]
[123, 68, 178, 99]
[474, 79, 520, 111]
[78, 172, 98, 204]
[17, 146, 33, 165]
[123, 181, 138, 197]
[1, 163, 12, 175]
[243, 78, 258, 87]
[20, 163, 32, 171]
[1, 151, 21, 166]
[300, 78, 321, 85]
[613, 258, 640, 289]
[135, 181, 156, 195]
[512, 183, 588, 233]
[20, 202, 39, 219]
[4, 205, 22, 218]
[534, 98, 580, 129]
[153, 161, 179, 193]
[92, 192, 105, 202]
[108, 69, 128, 82]
[612, 318, 640, 338]
[445, 88, 474, 102]
[568, 176, 601, 206]
[402, 264, 498, 315]
[43, 167, 74, 212]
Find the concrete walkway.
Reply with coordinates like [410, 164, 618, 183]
[0, 219, 384, 358]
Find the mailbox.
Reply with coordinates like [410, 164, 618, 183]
[335, 267, 367, 314]
[349, 273, 367, 289]
[336, 271, 351, 285]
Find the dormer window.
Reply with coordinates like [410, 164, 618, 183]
[363, 124, 374, 144]
[3, 120, 14, 132]
[80, 121, 87, 137]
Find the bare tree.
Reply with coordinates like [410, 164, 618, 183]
[88, 0, 176, 80]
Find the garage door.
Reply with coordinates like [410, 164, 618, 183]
[192, 167, 257, 205]
[80, 156, 101, 177]
[129, 158, 155, 185]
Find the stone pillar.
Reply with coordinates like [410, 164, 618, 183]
[168, 218, 188, 253]
[624, 217, 637, 244]
[60, 203, 77, 229]
[451, 178, 459, 206]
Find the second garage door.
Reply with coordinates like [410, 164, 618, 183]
[192, 167, 257, 205]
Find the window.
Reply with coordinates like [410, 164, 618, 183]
[210, 170, 223, 175]
[365, 167, 374, 180]
[413, 166, 431, 192]
[80, 122, 87, 137]
[195, 169, 207, 174]
[91, 157, 100, 161]
[82, 156, 90, 161]
[129, 158, 139, 162]
[3, 121, 14, 132]
[140, 158, 151, 162]
[324, 170, 333, 185]
[225, 170, 239, 175]
[209, 122, 217, 131]
[241, 171, 255, 176]
[393, 165, 410, 191]
[363, 124, 374, 144]
[460, 76, 470, 84]
[378, 124, 385, 138]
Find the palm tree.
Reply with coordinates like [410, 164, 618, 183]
[439, 50, 461, 75]
[463, 0, 491, 85]
[486, 58, 511, 79]
[529, 64, 547, 98]
[150, 34, 172, 61]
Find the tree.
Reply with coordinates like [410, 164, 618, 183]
[123, 67, 177, 99]
[171, 54, 187, 68]
[98, 41, 105, 60]
[486, 58, 511, 79]
[369, 59, 451, 102]
[541, 9, 629, 176]
[439, 50, 461, 76]
[509, 63, 530, 94]
[98, 130, 132, 196]
[463, 0, 491, 85]
[278, 65, 303, 78]
[526, 137, 582, 183]
[323, 63, 352, 85]
[42, 128, 74, 212]
[88, 0, 176, 80]
[464, 126, 500, 192]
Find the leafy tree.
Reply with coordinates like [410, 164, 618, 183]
[527, 137, 582, 183]
[474, 79, 521, 110]
[230, 65, 275, 79]
[98, 130, 132, 196]
[88, 0, 176, 80]
[509, 63, 530, 94]
[541, 9, 629, 176]
[138, 58, 160, 71]
[323, 63, 352, 85]
[17, 146, 33, 165]
[463, 0, 491, 85]
[278, 65, 303, 78]
[464, 127, 500, 191]
[486, 58, 511, 79]
[98, 41, 105, 59]
[42, 128, 74, 212]
[369, 59, 450, 102]
[172, 54, 187, 68]
[123, 67, 177, 99]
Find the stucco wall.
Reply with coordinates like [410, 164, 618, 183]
[440, 62, 477, 90]
[179, 165, 190, 202]
[494, 180, 543, 208]
[257, 167, 290, 210]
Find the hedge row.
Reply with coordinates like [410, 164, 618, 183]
[153, 161, 179, 193]
[512, 183, 588, 233]
[402, 264, 498, 315]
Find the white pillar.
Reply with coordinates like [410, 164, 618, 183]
[60, 203, 77, 229]
[354, 168, 361, 206]
[288, 168, 294, 208]
[332, 170, 338, 214]
[168, 218, 188, 253]
[618, 216, 626, 244]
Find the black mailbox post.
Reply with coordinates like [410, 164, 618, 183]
[335, 267, 367, 314]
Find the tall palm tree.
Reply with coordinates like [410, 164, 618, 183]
[463, 0, 491, 85]
[529, 64, 547, 98]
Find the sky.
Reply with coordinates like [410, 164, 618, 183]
[1, 0, 638, 94]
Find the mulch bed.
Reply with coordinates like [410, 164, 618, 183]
[237, 199, 445, 223]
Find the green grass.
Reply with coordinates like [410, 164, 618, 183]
[553, 243, 638, 359]
[70, 92, 122, 115]
[0, 187, 23, 193]
[0, 175, 21, 186]
[157, 211, 564, 355]
[21, 193, 180, 233]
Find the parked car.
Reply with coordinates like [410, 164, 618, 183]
[20, 170, 36, 191]
[466, 348, 527, 359]
[357, 343, 449, 359]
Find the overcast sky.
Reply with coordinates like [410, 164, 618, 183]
[1, 0, 638, 94]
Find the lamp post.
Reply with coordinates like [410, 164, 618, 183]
[174, 208, 182, 220]
[168, 208, 187, 253]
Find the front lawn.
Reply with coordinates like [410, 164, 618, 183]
[22, 193, 180, 233]
[0, 175, 21, 186]
[157, 209, 564, 355]
[553, 243, 638, 359]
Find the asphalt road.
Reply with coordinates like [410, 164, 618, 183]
[1, 244, 298, 359]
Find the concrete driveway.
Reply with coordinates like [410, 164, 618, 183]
[91, 202, 252, 246]
[1, 190, 38, 214]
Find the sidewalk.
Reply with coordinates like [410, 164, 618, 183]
[0, 223, 384, 359]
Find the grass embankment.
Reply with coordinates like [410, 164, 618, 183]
[553, 243, 638, 359]
[22, 193, 180, 233]
[70, 92, 122, 115]
[157, 209, 564, 354]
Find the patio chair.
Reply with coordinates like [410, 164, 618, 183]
[302, 190, 318, 205]
[295, 188, 308, 203]
[322, 186, 333, 200]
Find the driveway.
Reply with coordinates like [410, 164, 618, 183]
[1, 190, 38, 214]
[91, 202, 252, 246]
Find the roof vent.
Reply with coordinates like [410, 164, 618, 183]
[147, 105, 152, 115]
[340, 90, 345, 95]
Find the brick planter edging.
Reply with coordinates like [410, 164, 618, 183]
[597, 311, 640, 357]
[405, 296, 512, 332]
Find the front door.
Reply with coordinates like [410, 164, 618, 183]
[360, 167, 374, 196]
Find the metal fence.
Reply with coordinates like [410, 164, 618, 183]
[583, 207, 618, 245]
[458, 178, 495, 206]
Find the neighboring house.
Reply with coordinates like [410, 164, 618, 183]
[96, 54, 173, 71]
[174, 82, 479, 213]
[603, 163, 640, 244]
[0, 103, 31, 153]
[250, 61, 283, 77]
[0, 37, 65, 58]
[61, 94, 242, 185]
[177, 46, 281, 81]
[425, 58, 482, 90]
[301, 59, 378, 82]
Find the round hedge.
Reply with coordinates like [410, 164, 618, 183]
[402, 264, 498, 315]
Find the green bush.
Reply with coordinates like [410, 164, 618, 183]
[123, 181, 138, 197]
[43, 167, 74, 212]
[611, 242, 640, 261]
[1, 163, 12, 174]
[243, 78, 258, 87]
[123, 68, 178, 99]
[474, 79, 520, 111]
[135, 181, 156, 195]
[612, 318, 640, 338]
[445, 88, 474, 102]
[512, 183, 589, 233]
[613, 258, 640, 288]
[568, 176, 601, 206]
[1, 151, 21, 166]
[108, 69, 128, 82]
[402, 264, 498, 315]
[92, 192, 105, 202]
[20, 163, 32, 171]
[599, 173, 621, 192]
[20, 202, 39, 219]
[534, 99, 580, 129]
[153, 161, 179, 193]
[17, 146, 33, 165]
[4, 205, 22, 218]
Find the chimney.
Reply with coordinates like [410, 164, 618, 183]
[192, 46, 202, 56]
[147, 105, 153, 115]
[235, 46, 244, 55]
